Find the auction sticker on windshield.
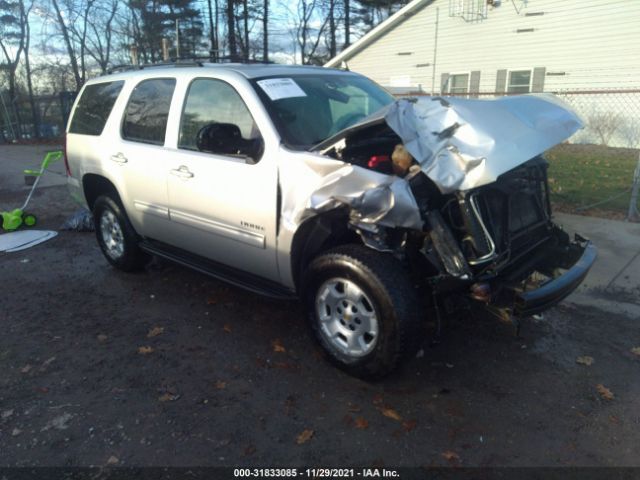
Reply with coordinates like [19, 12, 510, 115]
[257, 78, 307, 101]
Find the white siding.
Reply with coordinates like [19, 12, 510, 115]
[341, 0, 639, 93]
[331, 0, 640, 146]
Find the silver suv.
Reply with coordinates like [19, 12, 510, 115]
[66, 63, 596, 378]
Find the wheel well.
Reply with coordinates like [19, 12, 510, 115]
[290, 209, 361, 291]
[83, 174, 119, 211]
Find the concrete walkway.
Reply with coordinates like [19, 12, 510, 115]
[555, 212, 640, 316]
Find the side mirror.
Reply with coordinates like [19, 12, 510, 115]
[196, 123, 263, 162]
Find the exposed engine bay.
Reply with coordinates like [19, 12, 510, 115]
[278, 94, 596, 317]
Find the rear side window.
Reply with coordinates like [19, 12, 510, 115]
[122, 78, 176, 145]
[68, 81, 124, 135]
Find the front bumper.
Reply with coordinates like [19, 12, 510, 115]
[514, 241, 597, 316]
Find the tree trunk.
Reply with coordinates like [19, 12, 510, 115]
[243, 0, 249, 60]
[51, 0, 82, 91]
[329, 0, 336, 57]
[207, 0, 217, 60]
[263, 0, 268, 62]
[22, 0, 39, 138]
[344, 0, 350, 48]
[226, 0, 237, 59]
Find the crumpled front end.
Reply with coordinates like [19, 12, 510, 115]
[280, 94, 595, 316]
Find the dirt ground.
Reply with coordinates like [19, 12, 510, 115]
[1, 178, 639, 469]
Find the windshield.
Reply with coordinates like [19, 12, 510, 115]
[251, 73, 395, 149]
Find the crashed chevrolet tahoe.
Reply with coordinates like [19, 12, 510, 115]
[65, 64, 596, 378]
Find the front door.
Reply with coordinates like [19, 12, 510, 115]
[166, 78, 279, 282]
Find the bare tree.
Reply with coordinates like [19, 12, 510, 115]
[588, 112, 622, 146]
[50, 0, 81, 90]
[84, 0, 119, 73]
[0, 0, 27, 134]
[290, 0, 330, 64]
[22, 0, 40, 136]
[262, 0, 268, 61]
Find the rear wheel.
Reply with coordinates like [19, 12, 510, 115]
[93, 195, 149, 272]
[303, 244, 424, 379]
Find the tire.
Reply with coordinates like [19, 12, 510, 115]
[93, 195, 149, 272]
[302, 244, 424, 379]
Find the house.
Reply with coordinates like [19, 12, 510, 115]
[325, 0, 640, 147]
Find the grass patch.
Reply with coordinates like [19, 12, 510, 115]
[546, 143, 639, 218]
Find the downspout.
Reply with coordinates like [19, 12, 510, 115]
[431, 7, 439, 95]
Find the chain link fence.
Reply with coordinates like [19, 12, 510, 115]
[0, 91, 76, 143]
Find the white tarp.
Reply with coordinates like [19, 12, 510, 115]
[0, 230, 58, 252]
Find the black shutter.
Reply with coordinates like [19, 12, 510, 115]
[440, 73, 450, 94]
[532, 67, 546, 92]
[469, 71, 481, 97]
[495, 69, 507, 94]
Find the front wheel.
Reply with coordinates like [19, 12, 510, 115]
[93, 195, 149, 272]
[303, 244, 424, 379]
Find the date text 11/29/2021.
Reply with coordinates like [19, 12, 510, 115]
[233, 468, 400, 478]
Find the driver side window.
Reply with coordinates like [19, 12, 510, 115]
[179, 78, 263, 163]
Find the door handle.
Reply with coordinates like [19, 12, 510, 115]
[110, 153, 128, 164]
[170, 165, 194, 179]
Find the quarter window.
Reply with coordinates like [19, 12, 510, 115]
[69, 81, 124, 136]
[508, 70, 531, 93]
[122, 78, 176, 145]
[179, 78, 263, 162]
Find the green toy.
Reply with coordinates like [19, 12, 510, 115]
[1, 150, 63, 232]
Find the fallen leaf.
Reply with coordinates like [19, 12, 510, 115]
[138, 346, 154, 355]
[631, 347, 640, 357]
[347, 403, 361, 413]
[42, 412, 73, 431]
[147, 326, 164, 338]
[380, 408, 402, 421]
[342, 414, 354, 426]
[107, 456, 119, 465]
[40, 356, 56, 370]
[1, 409, 14, 419]
[576, 356, 594, 366]
[223, 324, 232, 333]
[272, 339, 286, 353]
[97, 334, 108, 343]
[442, 450, 460, 463]
[158, 393, 180, 402]
[354, 417, 369, 430]
[372, 394, 384, 405]
[206, 297, 218, 305]
[402, 419, 417, 432]
[609, 415, 620, 425]
[596, 384, 614, 401]
[20, 365, 32, 374]
[215, 381, 227, 390]
[11, 428, 21, 436]
[296, 429, 314, 445]
[36, 386, 49, 394]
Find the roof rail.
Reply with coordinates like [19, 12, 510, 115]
[107, 60, 203, 75]
[106, 56, 274, 75]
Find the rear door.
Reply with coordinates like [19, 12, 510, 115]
[110, 78, 177, 242]
[165, 77, 279, 282]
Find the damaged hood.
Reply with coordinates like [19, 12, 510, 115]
[315, 94, 583, 193]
